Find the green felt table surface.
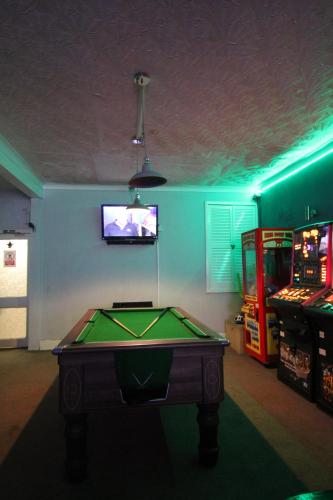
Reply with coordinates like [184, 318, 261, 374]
[75, 307, 209, 344]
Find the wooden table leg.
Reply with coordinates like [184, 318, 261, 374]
[64, 413, 87, 481]
[197, 402, 220, 466]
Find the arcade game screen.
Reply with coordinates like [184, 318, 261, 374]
[264, 248, 292, 296]
[293, 225, 329, 285]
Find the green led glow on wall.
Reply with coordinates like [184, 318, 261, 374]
[259, 145, 333, 193]
[250, 117, 333, 194]
[252, 135, 333, 195]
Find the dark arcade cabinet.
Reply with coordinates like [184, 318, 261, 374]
[268, 222, 332, 401]
[305, 290, 333, 413]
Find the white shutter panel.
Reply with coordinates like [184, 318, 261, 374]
[206, 204, 233, 292]
[231, 205, 258, 293]
[206, 203, 257, 293]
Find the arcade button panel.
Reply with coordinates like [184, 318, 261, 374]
[272, 286, 320, 304]
[306, 290, 333, 314]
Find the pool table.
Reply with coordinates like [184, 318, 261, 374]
[52, 306, 229, 480]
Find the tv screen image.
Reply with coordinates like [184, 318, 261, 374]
[101, 204, 158, 244]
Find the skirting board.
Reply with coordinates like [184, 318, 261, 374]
[39, 340, 61, 350]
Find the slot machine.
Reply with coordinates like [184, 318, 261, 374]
[268, 222, 332, 400]
[241, 228, 293, 365]
[305, 282, 333, 413]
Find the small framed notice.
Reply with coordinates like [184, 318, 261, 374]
[4, 250, 16, 267]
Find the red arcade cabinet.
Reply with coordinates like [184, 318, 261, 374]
[269, 222, 332, 400]
[241, 228, 293, 365]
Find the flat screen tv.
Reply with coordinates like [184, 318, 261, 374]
[101, 204, 158, 244]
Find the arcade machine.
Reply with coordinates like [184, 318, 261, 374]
[268, 222, 332, 400]
[305, 278, 333, 413]
[241, 228, 293, 365]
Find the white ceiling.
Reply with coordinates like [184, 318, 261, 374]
[0, 0, 332, 191]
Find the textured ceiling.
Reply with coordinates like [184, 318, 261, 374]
[0, 0, 332, 189]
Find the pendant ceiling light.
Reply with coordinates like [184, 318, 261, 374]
[128, 72, 167, 189]
[126, 190, 149, 215]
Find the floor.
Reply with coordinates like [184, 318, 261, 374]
[224, 349, 333, 492]
[0, 346, 333, 495]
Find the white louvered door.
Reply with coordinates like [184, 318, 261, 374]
[206, 203, 258, 292]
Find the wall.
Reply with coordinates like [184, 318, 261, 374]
[31, 186, 255, 346]
[260, 152, 333, 228]
[0, 188, 31, 231]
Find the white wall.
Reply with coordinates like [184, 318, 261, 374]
[29, 186, 256, 347]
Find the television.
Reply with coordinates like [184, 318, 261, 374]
[101, 204, 158, 245]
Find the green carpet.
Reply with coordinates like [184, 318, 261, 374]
[161, 395, 306, 500]
[0, 382, 305, 500]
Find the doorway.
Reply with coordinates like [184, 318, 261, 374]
[0, 238, 28, 348]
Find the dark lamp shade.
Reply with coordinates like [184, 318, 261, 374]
[128, 157, 167, 188]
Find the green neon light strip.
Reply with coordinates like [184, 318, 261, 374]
[259, 147, 333, 193]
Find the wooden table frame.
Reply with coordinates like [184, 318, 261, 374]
[53, 307, 229, 480]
